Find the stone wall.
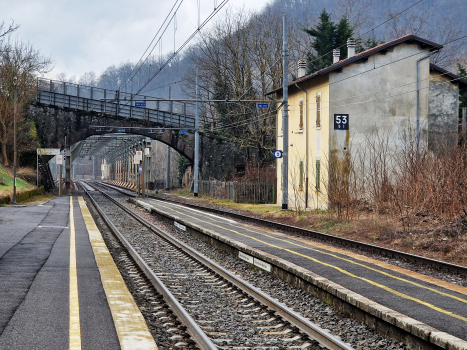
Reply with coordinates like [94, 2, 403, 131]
[29, 103, 247, 182]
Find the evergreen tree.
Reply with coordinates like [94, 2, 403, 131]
[303, 9, 354, 74]
[335, 17, 353, 59]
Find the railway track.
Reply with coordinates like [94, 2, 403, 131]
[80, 182, 355, 350]
[96, 181, 467, 277]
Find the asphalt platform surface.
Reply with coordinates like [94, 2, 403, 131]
[0, 196, 120, 350]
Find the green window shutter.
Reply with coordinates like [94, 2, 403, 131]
[316, 160, 320, 191]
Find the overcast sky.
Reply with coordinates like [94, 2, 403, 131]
[3, 0, 272, 80]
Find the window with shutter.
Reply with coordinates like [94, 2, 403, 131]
[316, 93, 321, 128]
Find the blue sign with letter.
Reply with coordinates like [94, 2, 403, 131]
[179, 130, 188, 134]
[273, 150, 283, 159]
[135, 102, 146, 107]
[257, 103, 269, 109]
[138, 166, 143, 174]
[117, 128, 125, 132]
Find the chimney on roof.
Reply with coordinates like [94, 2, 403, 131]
[333, 49, 340, 64]
[347, 38, 356, 57]
[297, 59, 307, 78]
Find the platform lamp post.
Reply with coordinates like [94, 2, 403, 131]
[13, 76, 17, 204]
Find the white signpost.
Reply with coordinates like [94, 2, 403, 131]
[134, 151, 143, 162]
[37, 148, 60, 155]
[56, 155, 63, 164]
[36, 148, 61, 190]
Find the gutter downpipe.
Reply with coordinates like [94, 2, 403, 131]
[416, 50, 437, 153]
[295, 83, 308, 208]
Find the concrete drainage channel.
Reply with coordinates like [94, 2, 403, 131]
[82, 183, 356, 350]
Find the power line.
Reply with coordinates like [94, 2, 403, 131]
[231, 0, 427, 104]
[134, 0, 231, 96]
[120, 0, 185, 89]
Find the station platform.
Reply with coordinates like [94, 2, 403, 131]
[0, 196, 157, 350]
[133, 197, 467, 349]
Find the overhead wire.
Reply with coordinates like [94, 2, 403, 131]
[120, 0, 184, 89]
[234, 0, 427, 102]
[134, 0, 231, 96]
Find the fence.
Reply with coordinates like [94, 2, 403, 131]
[36, 78, 195, 129]
[198, 180, 275, 204]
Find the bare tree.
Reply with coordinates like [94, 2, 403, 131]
[0, 41, 52, 164]
[385, 8, 432, 40]
[335, 0, 373, 36]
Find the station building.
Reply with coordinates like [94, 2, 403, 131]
[266, 34, 467, 210]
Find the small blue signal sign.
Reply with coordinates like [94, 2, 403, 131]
[257, 103, 269, 109]
[273, 150, 283, 159]
[135, 102, 146, 107]
[179, 130, 188, 134]
[138, 166, 143, 174]
[117, 128, 126, 132]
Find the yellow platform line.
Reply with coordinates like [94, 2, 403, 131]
[70, 197, 81, 350]
[78, 196, 158, 350]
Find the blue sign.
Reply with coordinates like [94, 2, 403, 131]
[117, 128, 126, 132]
[273, 150, 283, 159]
[135, 101, 146, 107]
[111, 136, 117, 139]
[138, 166, 143, 174]
[179, 130, 188, 134]
[257, 103, 269, 109]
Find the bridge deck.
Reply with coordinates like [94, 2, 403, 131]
[36, 79, 195, 129]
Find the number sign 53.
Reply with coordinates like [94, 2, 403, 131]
[334, 114, 349, 130]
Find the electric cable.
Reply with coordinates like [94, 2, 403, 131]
[134, 0, 230, 96]
[120, 0, 184, 89]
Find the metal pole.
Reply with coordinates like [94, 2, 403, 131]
[281, 14, 289, 210]
[142, 146, 145, 198]
[37, 153, 39, 190]
[166, 145, 170, 191]
[194, 69, 200, 197]
[13, 78, 17, 204]
[166, 85, 173, 192]
[59, 164, 62, 197]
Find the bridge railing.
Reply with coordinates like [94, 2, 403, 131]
[36, 78, 195, 129]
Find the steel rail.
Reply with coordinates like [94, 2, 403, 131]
[82, 185, 217, 350]
[96, 181, 467, 276]
[87, 182, 355, 350]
